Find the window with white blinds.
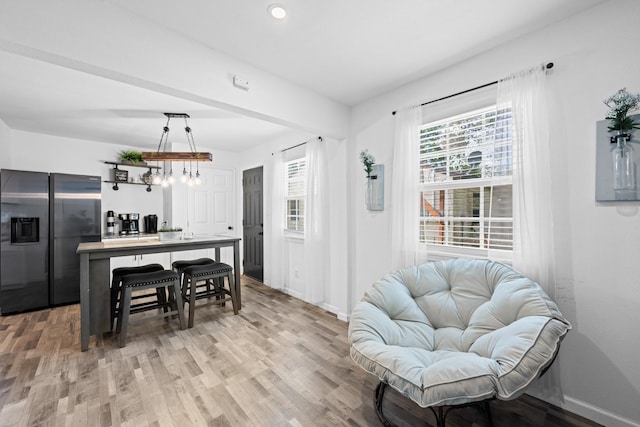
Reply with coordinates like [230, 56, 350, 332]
[419, 105, 513, 253]
[285, 158, 306, 232]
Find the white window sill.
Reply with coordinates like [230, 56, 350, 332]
[425, 244, 512, 264]
[284, 231, 304, 242]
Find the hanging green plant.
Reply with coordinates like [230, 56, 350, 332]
[118, 150, 145, 164]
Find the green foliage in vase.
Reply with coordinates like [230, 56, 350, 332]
[359, 149, 375, 176]
[118, 150, 144, 164]
[604, 88, 640, 133]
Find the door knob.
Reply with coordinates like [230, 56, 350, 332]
[228, 226, 234, 230]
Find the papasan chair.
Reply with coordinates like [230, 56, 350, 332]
[348, 258, 571, 426]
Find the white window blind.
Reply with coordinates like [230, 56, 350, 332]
[285, 158, 306, 232]
[419, 105, 513, 253]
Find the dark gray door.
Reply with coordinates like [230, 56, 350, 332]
[243, 167, 263, 282]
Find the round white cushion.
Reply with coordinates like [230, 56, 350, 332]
[348, 259, 571, 407]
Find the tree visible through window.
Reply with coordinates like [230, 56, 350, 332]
[419, 105, 513, 252]
[285, 159, 305, 232]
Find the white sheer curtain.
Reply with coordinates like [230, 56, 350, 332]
[304, 138, 329, 304]
[497, 65, 556, 299]
[265, 152, 285, 289]
[391, 106, 427, 270]
[498, 66, 561, 400]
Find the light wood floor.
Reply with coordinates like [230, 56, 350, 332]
[0, 276, 601, 427]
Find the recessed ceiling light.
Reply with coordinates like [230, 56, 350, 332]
[268, 4, 287, 20]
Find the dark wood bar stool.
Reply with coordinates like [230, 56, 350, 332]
[181, 262, 238, 328]
[110, 263, 165, 331]
[172, 258, 217, 303]
[172, 257, 216, 282]
[117, 269, 186, 347]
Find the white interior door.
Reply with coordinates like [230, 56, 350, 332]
[186, 167, 234, 236]
[168, 166, 235, 264]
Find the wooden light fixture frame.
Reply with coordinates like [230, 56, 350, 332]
[141, 113, 213, 163]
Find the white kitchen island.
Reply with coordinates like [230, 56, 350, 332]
[76, 235, 241, 351]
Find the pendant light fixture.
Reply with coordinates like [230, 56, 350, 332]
[142, 113, 213, 163]
[141, 113, 212, 187]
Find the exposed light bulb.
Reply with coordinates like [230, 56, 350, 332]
[180, 167, 188, 183]
[152, 173, 162, 185]
[195, 171, 201, 185]
[168, 169, 175, 184]
[268, 4, 287, 19]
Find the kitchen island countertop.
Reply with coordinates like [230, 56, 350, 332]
[76, 235, 241, 351]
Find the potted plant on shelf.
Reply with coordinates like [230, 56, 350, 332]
[158, 226, 183, 241]
[118, 150, 146, 165]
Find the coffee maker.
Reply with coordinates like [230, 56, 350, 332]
[144, 214, 158, 234]
[118, 213, 140, 235]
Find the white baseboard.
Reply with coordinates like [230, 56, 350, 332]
[319, 302, 338, 314]
[317, 304, 349, 323]
[278, 290, 349, 323]
[549, 395, 640, 427]
[281, 287, 303, 300]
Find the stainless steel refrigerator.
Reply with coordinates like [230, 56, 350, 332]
[0, 170, 101, 314]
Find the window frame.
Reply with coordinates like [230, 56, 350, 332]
[418, 104, 514, 263]
[284, 157, 306, 234]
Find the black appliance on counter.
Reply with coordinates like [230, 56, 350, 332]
[118, 213, 139, 235]
[0, 170, 102, 314]
[144, 214, 158, 234]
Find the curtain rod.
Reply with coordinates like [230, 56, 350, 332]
[272, 136, 323, 155]
[391, 62, 554, 115]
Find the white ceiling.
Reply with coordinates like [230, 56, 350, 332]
[110, 0, 604, 106]
[0, 0, 605, 151]
[0, 50, 303, 152]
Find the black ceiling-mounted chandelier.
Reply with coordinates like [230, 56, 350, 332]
[141, 113, 213, 186]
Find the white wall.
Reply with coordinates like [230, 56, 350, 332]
[0, 119, 11, 169]
[348, 1, 640, 426]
